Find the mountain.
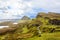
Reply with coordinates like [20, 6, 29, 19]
[36, 12, 60, 19]
[21, 16, 30, 20]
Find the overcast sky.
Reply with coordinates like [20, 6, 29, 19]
[0, 0, 60, 19]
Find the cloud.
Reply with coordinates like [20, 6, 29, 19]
[0, 0, 32, 19]
[0, 0, 60, 19]
[30, 0, 60, 12]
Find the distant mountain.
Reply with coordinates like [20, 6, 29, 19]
[21, 16, 30, 20]
[0, 19, 20, 23]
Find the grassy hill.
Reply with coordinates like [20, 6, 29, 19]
[0, 12, 60, 40]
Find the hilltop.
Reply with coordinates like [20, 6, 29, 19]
[21, 16, 30, 20]
[37, 12, 60, 19]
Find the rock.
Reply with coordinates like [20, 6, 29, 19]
[21, 16, 30, 20]
[36, 12, 60, 19]
[49, 19, 60, 25]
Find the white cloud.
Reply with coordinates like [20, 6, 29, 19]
[0, 0, 32, 19]
[31, 0, 60, 12]
[0, 0, 60, 19]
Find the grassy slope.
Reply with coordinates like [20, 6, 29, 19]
[25, 32, 60, 40]
[23, 17, 60, 40]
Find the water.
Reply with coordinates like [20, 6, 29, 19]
[0, 19, 20, 23]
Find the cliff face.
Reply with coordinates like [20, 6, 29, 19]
[36, 12, 60, 19]
[36, 12, 60, 25]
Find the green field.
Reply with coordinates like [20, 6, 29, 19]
[24, 32, 60, 40]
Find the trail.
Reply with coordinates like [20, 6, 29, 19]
[37, 26, 41, 34]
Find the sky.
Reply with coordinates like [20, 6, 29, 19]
[0, 0, 60, 19]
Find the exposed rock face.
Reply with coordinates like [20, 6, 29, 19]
[49, 19, 60, 25]
[21, 16, 30, 20]
[36, 12, 60, 19]
[36, 12, 46, 18]
[36, 12, 60, 25]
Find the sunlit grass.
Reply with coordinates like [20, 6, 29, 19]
[25, 32, 60, 40]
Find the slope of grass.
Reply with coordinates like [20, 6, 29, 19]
[24, 32, 60, 40]
[0, 13, 60, 40]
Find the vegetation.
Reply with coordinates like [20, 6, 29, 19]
[0, 12, 60, 40]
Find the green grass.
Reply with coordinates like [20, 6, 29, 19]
[0, 15, 60, 40]
[24, 32, 60, 40]
[22, 26, 29, 33]
[0, 32, 60, 40]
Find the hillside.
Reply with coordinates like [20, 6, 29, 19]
[37, 12, 60, 19]
[0, 12, 60, 40]
[0, 21, 13, 26]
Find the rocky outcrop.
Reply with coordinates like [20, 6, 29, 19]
[49, 19, 60, 25]
[36, 12, 60, 19]
[21, 16, 30, 20]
